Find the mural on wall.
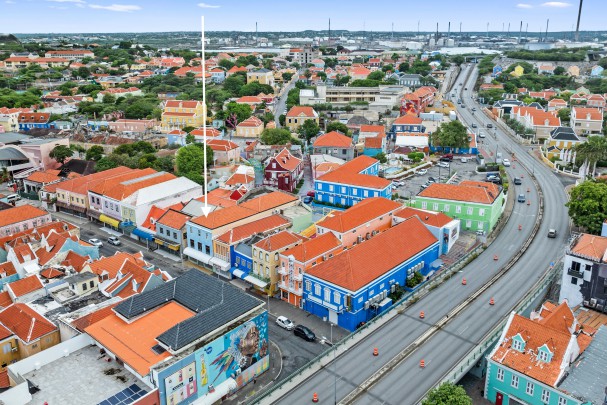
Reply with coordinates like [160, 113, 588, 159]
[165, 362, 197, 405]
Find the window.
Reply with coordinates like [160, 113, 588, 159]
[197, 242, 202, 251]
[305, 281, 311, 292]
[433, 203, 439, 210]
[541, 389, 550, 403]
[104, 201, 108, 208]
[496, 367, 504, 382]
[314, 284, 321, 296]
[341, 186, 346, 193]
[160, 228, 164, 234]
[275, 253, 279, 261]
[89, 280, 94, 288]
[82, 283, 87, 291]
[205, 246, 210, 254]
[526, 381, 534, 396]
[173, 232, 177, 239]
[363, 190, 368, 197]
[557, 397, 566, 405]
[324, 288, 330, 302]
[2, 344, 11, 354]
[265, 253, 269, 261]
[421, 201, 427, 209]
[466, 220, 472, 228]
[571, 277, 578, 285]
[456, 206, 461, 214]
[444, 204, 450, 212]
[511, 374, 519, 389]
[512, 339, 523, 352]
[467, 207, 473, 215]
[538, 350, 549, 362]
[479, 208, 486, 216]
[334, 292, 340, 304]
[190, 239, 194, 248]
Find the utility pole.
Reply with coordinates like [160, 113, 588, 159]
[575, 0, 583, 42]
[391, 22, 394, 41]
[417, 20, 420, 37]
[545, 19, 549, 42]
[459, 22, 462, 36]
[255, 22, 258, 47]
[448, 21, 451, 40]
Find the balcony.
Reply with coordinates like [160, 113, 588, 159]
[278, 267, 288, 275]
[567, 268, 583, 278]
[292, 272, 303, 281]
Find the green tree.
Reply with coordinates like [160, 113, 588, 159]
[85, 145, 105, 161]
[218, 58, 235, 70]
[422, 383, 472, 405]
[326, 121, 351, 136]
[49, 145, 73, 165]
[221, 102, 252, 126]
[260, 128, 299, 145]
[382, 64, 394, 72]
[102, 93, 116, 104]
[282, 72, 293, 82]
[298, 119, 320, 141]
[430, 120, 469, 149]
[176, 144, 213, 184]
[153, 155, 176, 173]
[95, 156, 119, 172]
[574, 135, 607, 176]
[554, 66, 566, 75]
[557, 108, 571, 124]
[368, 70, 385, 81]
[239, 81, 274, 97]
[451, 55, 465, 66]
[74, 66, 91, 79]
[138, 153, 158, 169]
[566, 180, 607, 234]
[398, 62, 409, 73]
[374, 152, 388, 163]
[185, 134, 195, 144]
[223, 74, 246, 97]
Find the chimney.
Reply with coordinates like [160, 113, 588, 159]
[586, 113, 591, 120]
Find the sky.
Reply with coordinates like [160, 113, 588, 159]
[1, 0, 605, 34]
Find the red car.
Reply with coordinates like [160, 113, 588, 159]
[306, 191, 315, 197]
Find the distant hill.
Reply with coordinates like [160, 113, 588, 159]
[0, 34, 20, 44]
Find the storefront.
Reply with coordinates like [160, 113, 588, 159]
[154, 237, 183, 257]
[132, 228, 156, 248]
[99, 214, 120, 230]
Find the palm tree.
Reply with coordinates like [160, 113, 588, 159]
[574, 135, 607, 178]
[0, 167, 9, 184]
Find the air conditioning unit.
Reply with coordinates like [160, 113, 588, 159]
[11, 347, 17, 352]
[590, 298, 597, 307]
[383, 291, 388, 300]
[390, 285, 396, 293]
[583, 300, 590, 307]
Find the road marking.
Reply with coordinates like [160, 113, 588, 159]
[458, 325, 469, 335]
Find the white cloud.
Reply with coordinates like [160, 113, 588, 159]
[198, 2, 219, 8]
[516, 3, 533, 8]
[541, 1, 572, 7]
[5, 0, 16, 3]
[88, 3, 141, 11]
[49, 5, 68, 9]
[46, 0, 86, 3]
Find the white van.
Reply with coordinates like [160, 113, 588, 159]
[5, 194, 20, 203]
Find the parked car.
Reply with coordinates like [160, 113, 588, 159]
[513, 177, 522, 185]
[306, 191, 315, 197]
[88, 238, 103, 247]
[438, 161, 450, 168]
[416, 168, 428, 175]
[107, 236, 121, 246]
[517, 194, 526, 203]
[420, 183, 429, 190]
[293, 325, 316, 342]
[443, 154, 454, 161]
[461, 157, 468, 163]
[428, 177, 437, 183]
[5, 194, 20, 203]
[461, 104, 466, 109]
[303, 196, 313, 204]
[502, 158, 511, 167]
[464, 87, 468, 90]
[276, 316, 295, 331]
[6, 182, 16, 188]
[547, 229, 557, 238]
[471, 123, 477, 128]
[487, 123, 493, 129]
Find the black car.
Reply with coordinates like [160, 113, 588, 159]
[293, 325, 316, 342]
[513, 177, 522, 185]
[428, 177, 437, 183]
[487, 123, 493, 129]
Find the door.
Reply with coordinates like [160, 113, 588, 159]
[328, 309, 338, 325]
[496, 392, 503, 405]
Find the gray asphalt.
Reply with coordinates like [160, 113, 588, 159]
[269, 64, 570, 405]
[274, 74, 299, 128]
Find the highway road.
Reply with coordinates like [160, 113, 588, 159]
[265, 64, 570, 405]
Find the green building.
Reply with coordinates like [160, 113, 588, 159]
[412, 180, 504, 233]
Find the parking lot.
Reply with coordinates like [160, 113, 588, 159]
[392, 156, 490, 200]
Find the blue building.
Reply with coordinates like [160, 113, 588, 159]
[314, 155, 392, 208]
[492, 65, 503, 77]
[485, 301, 604, 405]
[18, 112, 51, 131]
[0, 262, 20, 291]
[429, 132, 478, 155]
[303, 217, 439, 331]
[590, 65, 604, 77]
[362, 136, 385, 157]
[389, 115, 426, 136]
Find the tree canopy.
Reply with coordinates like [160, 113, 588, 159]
[566, 180, 607, 235]
[85, 145, 105, 161]
[260, 128, 300, 145]
[176, 144, 213, 185]
[430, 120, 469, 149]
[298, 119, 320, 142]
[422, 383, 472, 405]
[325, 121, 351, 136]
[49, 145, 73, 165]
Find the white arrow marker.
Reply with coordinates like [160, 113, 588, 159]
[201, 15, 212, 218]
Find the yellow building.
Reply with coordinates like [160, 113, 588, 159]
[236, 116, 264, 138]
[161, 100, 206, 131]
[252, 231, 306, 295]
[511, 65, 524, 78]
[544, 127, 581, 160]
[285, 106, 319, 132]
[247, 68, 275, 87]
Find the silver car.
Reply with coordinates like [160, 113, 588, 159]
[88, 238, 103, 247]
[276, 316, 294, 331]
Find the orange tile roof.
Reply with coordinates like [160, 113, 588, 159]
[570, 233, 607, 262]
[11, 244, 36, 264]
[17, 112, 50, 123]
[269, 148, 302, 172]
[0, 205, 49, 229]
[61, 250, 90, 272]
[253, 230, 306, 252]
[286, 106, 317, 118]
[0, 303, 57, 343]
[104, 260, 154, 298]
[317, 155, 390, 189]
[313, 131, 353, 148]
[0, 262, 17, 278]
[6, 276, 44, 298]
[359, 125, 385, 133]
[225, 173, 255, 186]
[190, 127, 221, 137]
[0, 292, 12, 308]
[573, 107, 603, 121]
[236, 96, 263, 104]
[142, 205, 166, 232]
[164, 100, 201, 109]
[202, 188, 238, 208]
[25, 171, 62, 184]
[85, 301, 196, 376]
[315, 162, 341, 173]
[395, 207, 455, 228]
[307, 217, 437, 291]
[71, 303, 119, 333]
[157, 209, 191, 230]
[0, 221, 77, 249]
[364, 137, 383, 149]
[190, 205, 256, 229]
[418, 180, 501, 204]
[87, 252, 147, 280]
[0, 370, 9, 389]
[282, 232, 342, 264]
[40, 268, 64, 279]
[317, 197, 401, 233]
[237, 116, 264, 127]
[108, 172, 176, 201]
[216, 215, 290, 245]
[207, 139, 239, 151]
[239, 190, 298, 212]
[56, 166, 133, 196]
[393, 115, 422, 125]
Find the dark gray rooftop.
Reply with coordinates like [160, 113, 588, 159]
[493, 99, 523, 108]
[0, 147, 29, 161]
[550, 126, 580, 142]
[0, 132, 31, 144]
[558, 325, 607, 404]
[114, 269, 264, 351]
[64, 272, 98, 283]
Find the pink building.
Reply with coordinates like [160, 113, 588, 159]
[107, 119, 158, 134]
[207, 139, 241, 164]
[19, 138, 70, 170]
[0, 205, 52, 236]
[315, 197, 402, 248]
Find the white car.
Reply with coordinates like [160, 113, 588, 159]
[461, 157, 468, 163]
[417, 169, 428, 175]
[502, 158, 511, 167]
[438, 161, 450, 168]
[88, 238, 103, 247]
[276, 316, 294, 331]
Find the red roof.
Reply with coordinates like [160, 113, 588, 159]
[364, 137, 383, 149]
[359, 125, 385, 133]
[307, 217, 437, 291]
[0, 262, 17, 278]
[395, 207, 454, 228]
[286, 106, 317, 118]
[0, 303, 57, 343]
[216, 214, 289, 244]
[253, 231, 306, 252]
[573, 107, 603, 121]
[268, 148, 302, 171]
[25, 171, 62, 184]
[237, 116, 264, 127]
[418, 180, 501, 204]
[18, 112, 50, 123]
[6, 276, 44, 298]
[40, 268, 64, 279]
[157, 209, 191, 230]
[281, 232, 342, 264]
[313, 131, 352, 148]
[0, 292, 12, 309]
[317, 155, 390, 189]
[317, 197, 401, 233]
[225, 173, 255, 186]
[236, 96, 263, 104]
[190, 127, 221, 137]
[164, 100, 201, 109]
[393, 115, 422, 125]
[207, 139, 239, 152]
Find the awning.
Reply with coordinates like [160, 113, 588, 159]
[210, 257, 230, 271]
[154, 238, 164, 245]
[192, 378, 237, 405]
[232, 269, 247, 279]
[244, 275, 268, 289]
[119, 220, 134, 228]
[132, 228, 155, 241]
[99, 214, 120, 228]
[184, 247, 212, 265]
